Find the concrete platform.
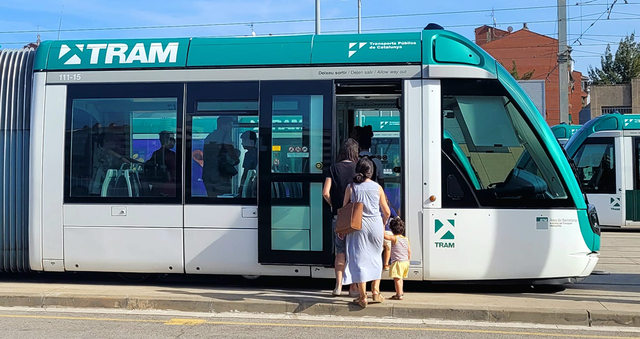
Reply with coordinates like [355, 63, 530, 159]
[0, 230, 637, 327]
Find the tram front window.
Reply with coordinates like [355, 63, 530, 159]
[442, 79, 570, 208]
[571, 138, 616, 194]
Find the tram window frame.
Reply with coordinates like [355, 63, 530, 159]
[571, 137, 616, 195]
[185, 81, 260, 205]
[440, 79, 574, 208]
[64, 83, 184, 204]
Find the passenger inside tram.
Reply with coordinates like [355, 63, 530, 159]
[351, 125, 385, 188]
[202, 116, 241, 198]
[238, 130, 258, 198]
[144, 131, 177, 197]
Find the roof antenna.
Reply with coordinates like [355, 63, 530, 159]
[489, 8, 497, 27]
[57, 6, 64, 40]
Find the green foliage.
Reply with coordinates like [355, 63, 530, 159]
[589, 33, 640, 84]
[506, 60, 536, 80]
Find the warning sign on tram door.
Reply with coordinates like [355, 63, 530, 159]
[287, 145, 309, 158]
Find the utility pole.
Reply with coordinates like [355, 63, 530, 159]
[315, 0, 321, 35]
[358, 0, 362, 34]
[558, 0, 570, 124]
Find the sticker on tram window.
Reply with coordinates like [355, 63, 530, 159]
[273, 145, 281, 151]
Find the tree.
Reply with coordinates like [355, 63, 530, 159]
[508, 60, 535, 80]
[588, 33, 640, 84]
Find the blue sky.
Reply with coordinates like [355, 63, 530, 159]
[0, 0, 638, 73]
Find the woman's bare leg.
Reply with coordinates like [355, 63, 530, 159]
[358, 282, 367, 300]
[371, 279, 381, 295]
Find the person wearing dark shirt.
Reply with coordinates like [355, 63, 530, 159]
[148, 131, 176, 197]
[238, 130, 258, 197]
[322, 138, 360, 297]
[202, 116, 240, 197]
[351, 125, 385, 188]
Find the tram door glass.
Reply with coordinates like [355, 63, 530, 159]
[270, 96, 323, 251]
[353, 109, 402, 213]
[630, 137, 640, 221]
[258, 81, 333, 265]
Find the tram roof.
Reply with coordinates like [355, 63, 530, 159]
[550, 124, 582, 139]
[565, 113, 640, 153]
[32, 24, 496, 75]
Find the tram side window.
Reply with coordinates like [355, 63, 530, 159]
[66, 96, 180, 201]
[571, 138, 616, 194]
[441, 79, 571, 208]
[189, 108, 258, 200]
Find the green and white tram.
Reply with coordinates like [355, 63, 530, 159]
[551, 124, 582, 147]
[566, 113, 640, 228]
[0, 24, 600, 282]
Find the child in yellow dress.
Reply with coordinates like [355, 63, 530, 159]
[384, 217, 411, 300]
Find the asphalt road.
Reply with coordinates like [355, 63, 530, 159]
[1, 308, 639, 339]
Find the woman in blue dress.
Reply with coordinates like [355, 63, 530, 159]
[342, 157, 391, 307]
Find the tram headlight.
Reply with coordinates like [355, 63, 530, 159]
[587, 203, 601, 236]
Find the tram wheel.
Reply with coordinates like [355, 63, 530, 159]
[242, 275, 260, 280]
[116, 273, 157, 283]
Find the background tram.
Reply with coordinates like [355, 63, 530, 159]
[566, 113, 640, 228]
[551, 124, 582, 147]
[0, 24, 600, 283]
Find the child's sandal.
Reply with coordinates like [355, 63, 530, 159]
[390, 294, 403, 300]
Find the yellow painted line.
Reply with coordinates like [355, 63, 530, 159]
[164, 319, 207, 326]
[0, 314, 637, 339]
[201, 321, 640, 339]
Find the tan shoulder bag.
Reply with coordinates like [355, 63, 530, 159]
[335, 185, 363, 235]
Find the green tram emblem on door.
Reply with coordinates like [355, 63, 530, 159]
[435, 219, 455, 248]
[610, 197, 621, 211]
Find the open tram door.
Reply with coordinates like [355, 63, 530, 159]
[257, 81, 335, 265]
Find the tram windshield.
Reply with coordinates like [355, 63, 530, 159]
[442, 80, 569, 207]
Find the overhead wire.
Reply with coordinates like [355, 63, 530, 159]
[0, 2, 637, 35]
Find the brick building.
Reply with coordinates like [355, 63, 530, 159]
[475, 24, 588, 125]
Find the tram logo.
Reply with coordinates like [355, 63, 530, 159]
[434, 219, 455, 248]
[348, 42, 367, 58]
[610, 197, 621, 211]
[58, 42, 180, 65]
